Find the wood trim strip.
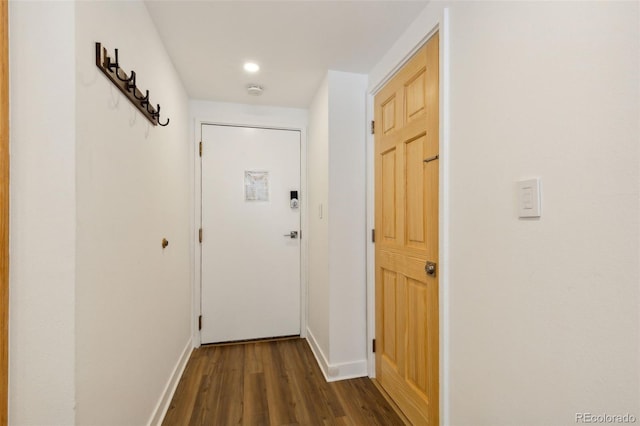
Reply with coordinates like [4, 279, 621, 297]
[0, 0, 9, 423]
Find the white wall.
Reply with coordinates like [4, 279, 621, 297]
[75, 1, 191, 425]
[448, 2, 639, 424]
[10, 1, 192, 424]
[307, 71, 368, 380]
[191, 100, 308, 130]
[327, 71, 367, 367]
[307, 78, 331, 356]
[9, 2, 77, 424]
[370, 1, 640, 424]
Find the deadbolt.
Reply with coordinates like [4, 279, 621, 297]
[283, 231, 299, 239]
[425, 261, 436, 277]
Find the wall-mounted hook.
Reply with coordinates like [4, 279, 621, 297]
[149, 103, 161, 118]
[105, 48, 119, 72]
[96, 42, 170, 127]
[116, 67, 135, 86]
[133, 88, 149, 107]
[125, 71, 136, 92]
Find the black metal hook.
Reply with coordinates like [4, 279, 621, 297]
[123, 70, 136, 92]
[105, 48, 119, 72]
[116, 68, 135, 86]
[158, 116, 170, 127]
[148, 103, 160, 118]
[134, 89, 150, 107]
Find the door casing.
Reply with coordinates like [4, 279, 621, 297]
[192, 119, 309, 348]
[1, 0, 9, 423]
[365, 9, 450, 425]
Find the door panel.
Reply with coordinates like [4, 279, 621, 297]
[375, 32, 439, 425]
[405, 69, 426, 122]
[405, 135, 426, 249]
[200, 125, 301, 344]
[382, 269, 397, 363]
[381, 96, 397, 135]
[381, 149, 397, 242]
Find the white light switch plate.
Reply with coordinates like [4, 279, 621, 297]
[518, 178, 541, 218]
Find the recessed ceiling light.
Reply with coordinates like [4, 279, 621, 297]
[244, 62, 260, 73]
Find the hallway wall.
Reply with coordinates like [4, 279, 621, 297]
[370, 1, 640, 424]
[307, 71, 368, 380]
[326, 71, 368, 367]
[75, 1, 191, 424]
[307, 77, 330, 360]
[9, 1, 192, 424]
[9, 2, 77, 424]
[448, 3, 639, 423]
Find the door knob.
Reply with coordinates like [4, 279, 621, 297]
[283, 231, 299, 239]
[425, 261, 436, 277]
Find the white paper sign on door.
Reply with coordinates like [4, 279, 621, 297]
[244, 171, 269, 201]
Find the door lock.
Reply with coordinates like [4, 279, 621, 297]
[425, 261, 437, 277]
[283, 231, 299, 239]
[290, 190, 299, 209]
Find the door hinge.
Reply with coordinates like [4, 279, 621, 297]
[198, 315, 202, 330]
[371, 120, 375, 135]
[371, 229, 375, 243]
[372, 339, 376, 353]
[199, 141, 202, 157]
[198, 228, 202, 243]
[299, 230, 302, 239]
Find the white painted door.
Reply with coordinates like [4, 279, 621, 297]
[200, 124, 301, 344]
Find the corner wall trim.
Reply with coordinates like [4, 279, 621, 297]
[305, 329, 367, 383]
[305, 328, 330, 381]
[147, 338, 193, 426]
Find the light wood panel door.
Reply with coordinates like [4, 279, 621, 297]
[375, 32, 439, 425]
[1, 0, 9, 423]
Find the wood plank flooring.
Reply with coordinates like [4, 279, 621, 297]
[163, 338, 403, 426]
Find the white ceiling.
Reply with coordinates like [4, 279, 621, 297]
[145, 1, 428, 108]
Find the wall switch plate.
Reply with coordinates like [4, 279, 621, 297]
[518, 178, 541, 218]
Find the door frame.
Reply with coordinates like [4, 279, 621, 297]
[1, 0, 9, 422]
[192, 119, 308, 347]
[365, 8, 450, 424]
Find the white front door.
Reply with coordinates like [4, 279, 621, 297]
[200, 124, 301, 344]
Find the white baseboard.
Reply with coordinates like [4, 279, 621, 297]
[305, 328, 331, 380]
[147, 337, 193, 426]
[305, 328, 368, 383]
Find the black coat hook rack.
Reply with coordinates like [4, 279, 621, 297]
[95, 42, 170, 127]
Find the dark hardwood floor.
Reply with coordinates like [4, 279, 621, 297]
[162, 338, 403, 426]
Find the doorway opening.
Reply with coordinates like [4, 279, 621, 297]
[197, 124, 305, 346]
[373, 31, 440, 425]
